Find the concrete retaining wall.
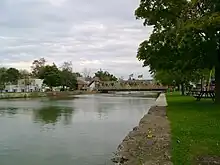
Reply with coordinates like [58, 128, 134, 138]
[155, 93, 168, 107]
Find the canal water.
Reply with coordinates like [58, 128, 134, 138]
[0, 94, 155, 165]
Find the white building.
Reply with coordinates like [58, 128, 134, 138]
[87, 77, 100, 91]
[87, 81, 96, 91]
[4, 79, 44, 93]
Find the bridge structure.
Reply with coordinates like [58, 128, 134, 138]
[95, 80, 167, 92]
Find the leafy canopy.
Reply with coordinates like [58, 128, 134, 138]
[94, 70, 117, 81]
[39, 64, 61, 89]
[135, 0, 220, 74]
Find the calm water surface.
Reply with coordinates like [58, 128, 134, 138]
[0, 94, 155, 165]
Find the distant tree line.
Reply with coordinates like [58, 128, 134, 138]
[31, 58, 78, 90]
[0, 58, 118, 91]
[94, 69, 118, 81]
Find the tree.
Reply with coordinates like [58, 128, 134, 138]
[6, 68, 20, 84]
[31, 58, 46, 78]
[19, 69, 30, 79]
[0, 67, 7, 91]
[75, 72, 82, 77]
[60, 70, 77, 90]
[175, 1, 220, 103]
[19, 69, 32, 91]
[153, 71, 175, 86]
[94, 69, 117, 81]
[60, 62, 77, 90]
[61, 61, 73, 72]
[40, 64, 61, 90]
[135, 0, 220, 103]
[153, 69, 210, 95]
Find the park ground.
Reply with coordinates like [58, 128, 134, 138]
[167, 92, 220, 164]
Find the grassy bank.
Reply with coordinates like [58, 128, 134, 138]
[167, 92, 220, 164]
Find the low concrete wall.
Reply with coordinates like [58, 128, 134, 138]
[155, 93, 168, 107]
[0, 92, 46, 99]
[0, 91, 99, 100]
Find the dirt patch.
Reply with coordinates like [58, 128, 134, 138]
[112, 106, 172, 165]
[195, 156, 220, 165]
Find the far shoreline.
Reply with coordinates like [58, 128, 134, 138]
[0, 91, 98, 100]
[0, 91, 159, 100]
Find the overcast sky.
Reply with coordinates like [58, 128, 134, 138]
[0, 0, 153, 79]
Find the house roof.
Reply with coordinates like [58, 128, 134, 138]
[77, 77, 88, 85]
[78, 81, 87, 85]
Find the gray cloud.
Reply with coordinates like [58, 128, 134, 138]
[0, 0, 152, 79]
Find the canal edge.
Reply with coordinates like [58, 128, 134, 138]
[112, 92, 173, 165]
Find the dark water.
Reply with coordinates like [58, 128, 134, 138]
[0, 94, 155, 165]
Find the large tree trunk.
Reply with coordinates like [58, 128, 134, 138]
[215, 48, 220, 104]
[215, 65, 220, 104]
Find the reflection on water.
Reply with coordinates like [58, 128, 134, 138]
[33, 106, 74, 125]
[0, 94, 155, 165]
[0, 107, 18, 116]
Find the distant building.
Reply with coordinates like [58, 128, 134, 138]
[76, 77, 88, 90]
[87, 77, 100, 91]
[76, 77, 100, 91]
[4, 79, 44, 93]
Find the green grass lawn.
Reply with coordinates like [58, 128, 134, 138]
[167, 92, 220, 165]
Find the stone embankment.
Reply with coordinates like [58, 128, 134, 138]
[112, 93, 172, 165]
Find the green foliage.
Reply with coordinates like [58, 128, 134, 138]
[0, 67, 7, 90]
[135, 0, 220, 71]
[19, 69, 30, 79]
[60, 61, 77, 90]
[94, 70, 117, 81]
[19, 69, 32, 86]
[6, 68, 20, 84]
[0, 59, 117, 92]
[37, 61, 77, 90]
[60, 70, 77, 90]
[75, 72, 82, 77]
[153, 71, 176, 85]
[0, 67, 20, 88]
[154, 69, 208, 86]
[31, 58, 46, 78]
[135, 0, 220, 102]
[167, 93, 220, 164]
[40, 64, 61, 89]
[135, 0, 187, 28]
